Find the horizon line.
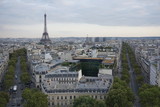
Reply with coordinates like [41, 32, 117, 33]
[0, 36, 160, 39]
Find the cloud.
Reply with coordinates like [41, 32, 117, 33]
[0, 0, 160, 26]
[0, 0, 160, 37]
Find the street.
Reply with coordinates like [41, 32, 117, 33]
[7, 57, 23, 107]
[127, 53, 140, 107]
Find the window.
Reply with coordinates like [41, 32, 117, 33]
[61, 96, 63, 99]
[52, 102, 54, 106]
[52, 96, 54, 100]
[65, 96, 67, 99]
[95, 96, 97, 99]
[74, 96, 76, 99]
[70, 96, 72, 99]
[100, 96, 102, 99]
[57, 96, 59, 100]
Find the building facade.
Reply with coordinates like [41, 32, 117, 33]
[41, 67, 113, 107]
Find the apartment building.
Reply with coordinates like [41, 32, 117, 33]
[41, 67, 113, 107]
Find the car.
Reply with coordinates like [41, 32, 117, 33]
[17, 103, 21, 106]
[21, 87, 23, 90]
[13, 85, 17, 93]
[12, 103, 16, 106]
[15, 75, 18, 79]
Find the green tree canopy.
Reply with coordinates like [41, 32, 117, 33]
[22, 88, 48, 107]
[139, 84, 160, 106]
[105, 77, 134, 107]
[0, 91, 9, 107]
[20, 72, 30, 84]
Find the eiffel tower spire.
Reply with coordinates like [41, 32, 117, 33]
[40, 13, 51, 45]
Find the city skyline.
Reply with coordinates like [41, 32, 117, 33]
[0, 0, 160, 38]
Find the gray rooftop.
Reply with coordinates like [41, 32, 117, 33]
[35, 64, 50, 73]
[42, 70, 113, 94]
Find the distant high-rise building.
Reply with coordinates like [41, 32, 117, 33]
[95, 37, 99, 42]
[103, 37, 106, 42]
[40, 14, 51, 45]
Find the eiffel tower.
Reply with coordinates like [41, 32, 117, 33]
[40, 14, 51, 45]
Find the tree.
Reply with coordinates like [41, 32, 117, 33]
[4, 79, 13, 90]
[0, 92, 9, 102]
[22, 88, 48, 107]
[105, 78, 134, 107]
[73, 96, 95, 107]
[0, 91, 9, 107]
[121, 74, 130, 84]
[21, 62, 27, 72]
[8, 65, 15, 73]
[134, 68, 141, 75]
[136, 75, 144, 85]
[61, 62, 70, 66]
[73, 96, 105, 107]
[94, 100, 106, 107]
[0, 97, 7, 107]
[139, 84, 160, 106]
[5, 74, 14, 80]
[20, 72, 30, 84]
[121, 68, 129, 76]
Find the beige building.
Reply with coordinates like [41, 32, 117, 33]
[41, 67, 113, 107]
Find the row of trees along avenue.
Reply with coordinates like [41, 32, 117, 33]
[0, 48, 48, 107]
[17, 48, 48, 107]
[126, 43, 160, 106]
[121, 42, 130, 84]
[105, 42, 135, 107]
[18, 48, 30, 85]
[127, 43, 144, 86]
[3, 51, 18, 90]
[0, 49, 22, 107]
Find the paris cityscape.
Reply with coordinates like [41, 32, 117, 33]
[0, 0, 160, 107]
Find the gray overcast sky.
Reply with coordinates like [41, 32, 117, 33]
[0, 0, 160, 38]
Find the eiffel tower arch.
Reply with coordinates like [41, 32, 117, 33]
[40, 14, 51, 45]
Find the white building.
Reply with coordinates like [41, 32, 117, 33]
[150, 58, 160, 86]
